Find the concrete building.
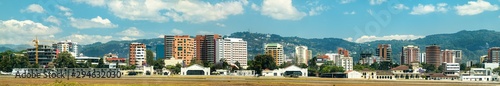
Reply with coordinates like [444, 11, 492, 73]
[426, 44, 441, 67]
[103, 53, 127, 67]
[376, 44, 392, 62]
[181, 64, 210, 75]
[401, 45, 420, 65]
[164, 35, 195, 65]
[26, 45, 57, 66]
[163, 58, 184, 66]
[360, 56, 381, 65]
[52, 40, 78, 57]
[488, 47, 500, 63]
[155, 44, 165, 60]
[324, 53, 341, 62]
[338, 48, 350, 57]
[195, 34, 221, 64]
[264, 43, 285, 65]
[75, 56, 100, 65]
[295, 46, 308, 65]
[391, 65, 423, 80]
[336, 56, 353, 71]
[484, 63, 499, 69]
[129, 42, 146, 67]
[443, 63, 460, 76]
[441, 49, 462, 63]
[215, 38, 248, 68]
[261, 65, 308, 77]
[460, 68, 498, 81]
[346, 70, 362, 79]
[420, 53, 426, 63]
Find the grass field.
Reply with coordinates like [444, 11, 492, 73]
[0, 75, 499, 86]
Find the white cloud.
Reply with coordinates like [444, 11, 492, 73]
[60, 34, 113, 44]
[73, 0, 106, 7]
[56, 5, 72, 16]
[45, 16, 61, 25]
[340, 0, 355, 4]
[197, 31, 214, 35]
[343, 37, 353, 42]
[0, 19, 60, 44]
[78, 0, 247, 23]
[369, 0, 386, 5]
[216, 23, 226, 27]
[117, 27, 143, 37]
[309, 5, 328, 16]
[410, 3, 448, 15]
[171, 28, 183, 35]
[120, 36, 136, 41]
[394, 4, 409, 10]
[455, 0, 499, 16]
[251, 3, 260, 11]
[343, 11, 356, 15]
[69, 16, 118, 29]
[354, 35, 424, 43]
[259, 0, 307, 20]
[22, 4, 44, 13]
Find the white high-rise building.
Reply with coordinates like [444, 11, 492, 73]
[336, 56, 353, 72]
[216, 38, 248, 69]
[420, 53, 426, 63]
[264, 43, 285, 65]
[295, 46, 308, 65]
[53, 40, 78, 57]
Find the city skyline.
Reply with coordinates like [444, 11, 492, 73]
[1, 0, 500, 45]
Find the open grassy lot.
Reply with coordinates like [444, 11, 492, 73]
[0, 75, 499, 86]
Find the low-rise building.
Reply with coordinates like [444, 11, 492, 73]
[346, 70, 362, 79]
[164, 58, 184, 67]
[75, 56, 100, 65]
[443, 63, 460, 76]
[460, 68, 498, 81]
[391, 65, 423, 80]
[376, 70, 395, 80]
[181, 64, 210, 75]
[261, 65, 308, 77]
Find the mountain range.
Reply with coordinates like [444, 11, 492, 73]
[2, 29, 499, 64]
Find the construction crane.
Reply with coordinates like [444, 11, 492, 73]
[32, 36, 56, 64]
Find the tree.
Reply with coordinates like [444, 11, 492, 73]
[165, 63, 181, 75]
[319, 63, 345, 73]
[436, 64, 445, 73]
[421, 63, 436, 73]
[307, 57, 319, 76]
[53, 51, 78, 68]
[298, 63, 308, 68]
[250, 55, 278, 75]
[279, 62, 292, 68]
[146, 50, 155, 66]
[493, 67, 500, 75]
[234, 61, 242, 70]
[460, 63, 466, 71]
[354, 63, 373, 71]
[96, 57, 106, 68]
[153, 60, 165, 70]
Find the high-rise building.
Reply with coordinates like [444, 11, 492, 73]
[27, 45, 57, 66]
[426, 45, 441, 67]
[420, 53, 426, 63]
[164, 35, 195, 65]
[441, 49, 462, 63]
[338, 48, 349, 57]
[195, 34, 221, 64]
[156, 44, 165, 60]
[264, 43, 285, 65]
[487, 47, 500, 63]
[336, 56, 353, 72]
[401, 45, 420, 65]
[215, 38, 248, 69]
[295, 46, 308, 65]
[376, 44, 392, 62]
[129, 43, 146, 67]
[52, 40, 78, 57]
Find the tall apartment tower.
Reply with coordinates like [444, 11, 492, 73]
[264, 43, 285, 65]
[129, 42, 146, 67]
[164, 35, 195, 65]
[376, 44, 392, 62]
[441, 49, 462, 63]
[295, 46, 308, 65]
[195, 34, 221, 64]
[426, 44, 441, 67]
[215, 38, 248, 68]
[52, 40, 78, 57]
[401, 45, 419, 65]
[487, 47, 500, 63]
[338, 48, 349, 57]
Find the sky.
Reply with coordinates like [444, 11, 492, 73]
[0, 0, 499, 45]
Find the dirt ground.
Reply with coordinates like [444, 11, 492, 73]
[0, 75, 498, 86]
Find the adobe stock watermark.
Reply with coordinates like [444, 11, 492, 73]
[351, 0, 404, 41]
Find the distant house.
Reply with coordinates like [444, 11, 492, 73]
[376, 70, 394, 80]
[181, 64, 210, 75]
[391, 65, 423, 80]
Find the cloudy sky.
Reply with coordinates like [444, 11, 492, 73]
[0, 0, 499, 45]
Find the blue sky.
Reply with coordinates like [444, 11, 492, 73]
[0, 0, 499, 45]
